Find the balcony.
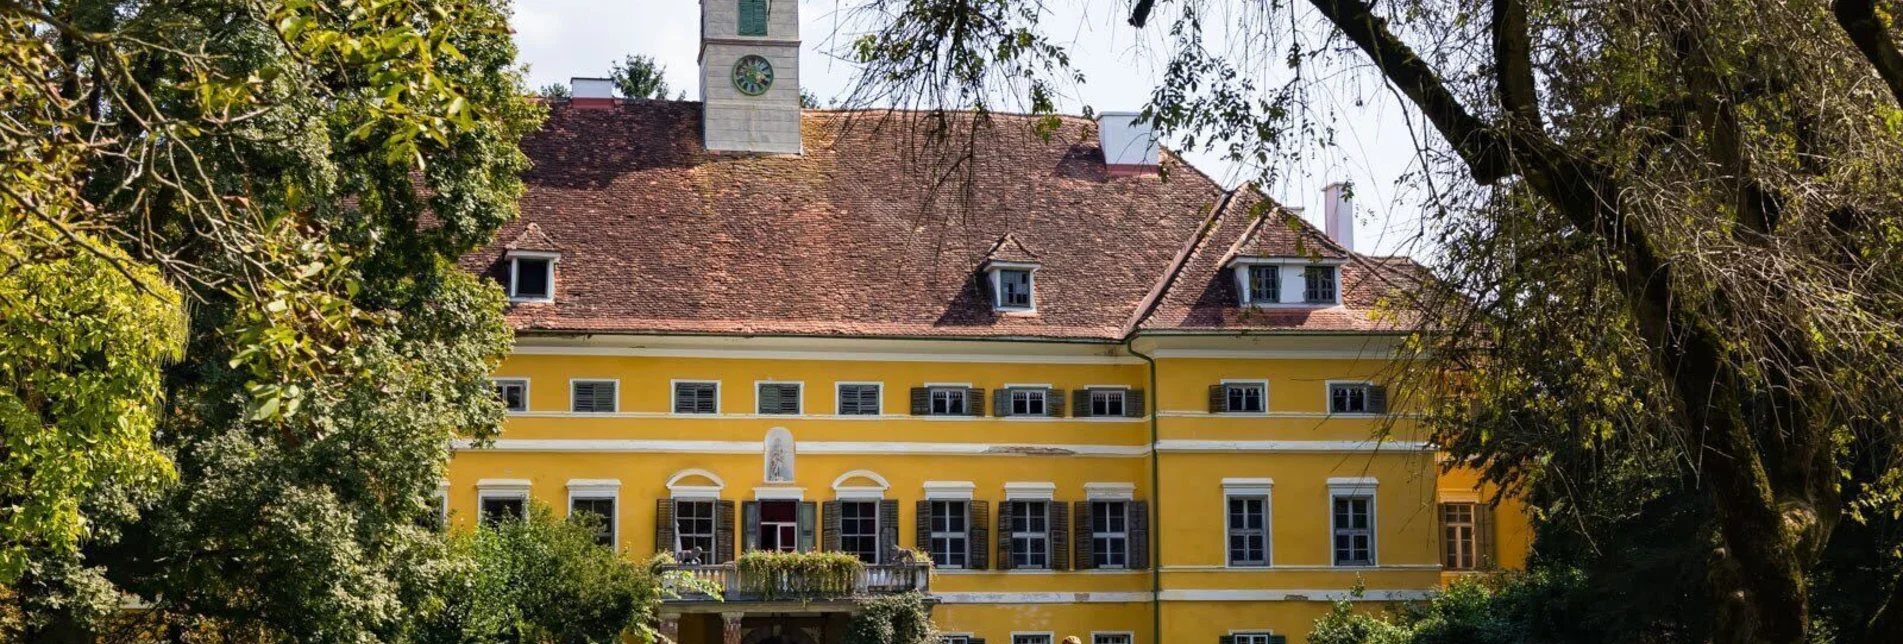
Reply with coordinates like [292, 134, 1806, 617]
[660, 561, 931, 605]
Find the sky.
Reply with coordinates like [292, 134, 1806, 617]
[511, 1, 1433, 257]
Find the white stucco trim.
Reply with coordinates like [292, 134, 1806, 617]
[752, 487, 806, 501]
[1003, 481, 1058, 500]
[475, 478, 531, 491]
[455, 439, 1150, 457]
[666, 469, 726, 499]
[1160, 589, 1435, 602]
[1221, 478, 1276, 496]
[1084, 482, 1136, 500]
[923, 481, 976, 500]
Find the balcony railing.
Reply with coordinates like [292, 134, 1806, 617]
[660, 561, 931, 602]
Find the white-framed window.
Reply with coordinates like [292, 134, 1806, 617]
[939, 635, 973, 644]
[1303, 265, 1338, 303]
[491, 378, 528, 412]
[1007, 500, 1050, 569]
[570, 379, 618, 413]
[997, 268, 1034, 310]
[1332, 494, 1376, 566]
[1442, 502, 1477, 570]
[756, 382, 802, 415]
[1232, 633, 1278, 644]
[1246, 264, 1280, 303]
[837, 383, 882, 415]
[929, 387, 969, 416]
[569, 495, 617, 547]
[477, 484, 529, 527]
[507, 252, 557, 302]
[1012, 634, 1053, 644]
[1008, 388, 1047, 415]
[1093, 633, 1134, 644]
[1226, 495, 1270, 566]
[1088, 388, 1127, 417]
[1091, 500, 1129, 569]
[674, 499, 717, 560]
[1223, 381, 1267, 413]
[928, 500, 969, 568]
[672, 381, 718, 414]
[840, 499, 880, 563]
[1329, 382, 1371, 414]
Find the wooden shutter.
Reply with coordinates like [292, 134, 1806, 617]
[1126, 389, 1146, 417]
[1208, 384, 1227, 413]
[655, 499, 676, 557]
[741, 501, 760, 552]
[1047, 389, 1065, 417]
[995, 502, 1016, 570]
[1269, 635, 1288, 644]
[1050, 502, 1070, 570]
[1368, 385, 1389, 414]
[758, 384, 779, 414]
[993, 389, 1011, 417]
[822, 501, 842, 552]
[878, 499, 900, 563]
[969, 388, 986, 416]
[737, 0, 768, 35]
[1219, 636, 1237, 644]
[1477, 502, 1497, 569]
[915, 501, 932, 559]
[968, 501, 990, 570]
[573, 381, 615, 412]
[1130, 500, 1151, 570]
[1073, 501, 1094, 570]
[715, 500, 736, 563]
[969, 639, 986, 644]
[911, 387, 930, 415]
[797, 501, 818, 552]
[1072, 390, 1091, 417]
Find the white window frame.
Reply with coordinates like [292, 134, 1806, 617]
[506, 250, 559, 303]
[1223, 478, 1275, 568]
[1326, 380, 1375, 415]
[1011, 632, 1054, 644]
[927, 499, 971, 569]
[1089, 499, 1131, 569]
[491, 377, 529, 413]
[835, 381, 883, 415]
[1006, 386, 1049, 415]
[1245, 263, 1280, 304]
[1230, 632, 1277, 644]
[927, 386, 970, 416]
[431, 483, 450, 529]
[987, 261, 1041, 312]
[1086, 386, 1128, 417]
[939, 635, 974, 644]
[1328, 477, 1380, 567]
[1092, 632, 1135, 644]
[754, 380, 804, 415]
[566, 479, 621, 550]
[670, 380, 721, 415]
[672, 498, 718, 560]
[1303, 264, 1340, 304]
[1442, 502, 1479, 570]
[838, 498, 883, 563]
[1228, 257, 1347, 307]
[1006, 499, 1052, 570]
[476, 479, 531, 526]
[1221, 379, 1270, 414]
[568, 378, 619, 413]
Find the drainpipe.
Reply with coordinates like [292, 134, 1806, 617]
[1124, 334, 1162, 644]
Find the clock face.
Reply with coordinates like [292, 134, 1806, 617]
[731, 55, 774, 96]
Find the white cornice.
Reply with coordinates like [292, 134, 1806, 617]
[451, 439, 1430, 456]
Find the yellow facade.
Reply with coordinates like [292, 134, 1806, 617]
[446, 334, 1529, 644]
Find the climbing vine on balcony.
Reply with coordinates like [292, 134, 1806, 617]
[735, 551, 865, 600]
[846, 592, 936, 644]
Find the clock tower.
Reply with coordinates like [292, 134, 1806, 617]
[700, 0, 802, 155]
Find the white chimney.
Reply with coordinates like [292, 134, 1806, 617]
[570, 77, 615, 108]
[1323, 182, 1354, 251]
[1096, 112, 1159, 175]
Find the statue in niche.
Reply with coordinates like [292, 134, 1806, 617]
[764, 428, 794, 483]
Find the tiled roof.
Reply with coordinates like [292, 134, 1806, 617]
[504, 222, 562, 252]
[463, 101, 1423, 339]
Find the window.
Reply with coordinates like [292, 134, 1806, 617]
[998, 269, 1034, 310]
[1227, 495, 1270, 566]
[509, 256, 553, 300]
[1247, 265, 1280, 303]
[571, 380, 617, 413]
[1091, 500, 1129, 569]
[757, 382, 801, 415]
[838, 383, 881, 415]
[1330, 383, 1370, 414]
[1303, 265, 1337, 303]
[1443, 503, 1477, 570]
[1007, 500, 1050, 569]
[1333, 495, 1375, 566]
[674, 500, 716, 561]
[1013, 635, 1052, 644]
[840, 500, 880, 563]
[940, 637, 972, 644]
[1088, 389, 1127, 417]
[1009, 388, 1047, 415]
[1233, 634, 1277, 644]
[928, 500, 969, 568]
[492, 378, 528, 412]
[757, 500, 799, 552]
[422, 491, 447, 531]
[673, 382, 718, 414]
[479, 495, 525, 526]
[1094, 635, 1133, 644]
[570, 497, 616, 547]
[1224, 382, 1266, 413]
[929, 387, 969, 416]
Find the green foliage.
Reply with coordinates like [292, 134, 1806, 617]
[800, 88, 824, 108]
[1309, 573, 1599, 644]
[415, 503, 660, 644]
[610, 54, 670, 100]
[538, 83, 571, 100]
[845, 592, 937, 644]
[735, 550, 865, 599]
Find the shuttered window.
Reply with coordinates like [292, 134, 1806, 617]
[1090, 500, 1129, 569]
[928, 500, 969, 568]
[1007, 500, 1050, 569]
[675, 500, 717, 562]
[757, 383, 801, 414]
[1303, 265, 1338, 303]
[840, 500, 880, 563]
[674, 382, 718, 414]
[1442, 502, 1477, 570]
[929, 388, 968, 415]
[837, 384, 881, 415]
[1094, 635, 1133, 644]
[1012, 635, 1051, 644]
[571, 380, 617, 413]
[1223, 382, 1265, 413]
[737, 0, 768, 35]
[1089, 389, 1126, 416]
[1009, 388, 1046, 415]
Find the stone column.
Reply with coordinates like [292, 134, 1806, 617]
[656, 614, 680, 643]
[721, 612, 745, 644]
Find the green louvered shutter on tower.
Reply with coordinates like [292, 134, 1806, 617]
[737, 0, 768, 35]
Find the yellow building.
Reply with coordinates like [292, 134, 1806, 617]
[446, 3, 1526, 643]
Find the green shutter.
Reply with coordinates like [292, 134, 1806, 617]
[737, 0, 768, 35]
[1047, 388, 1065, 417]
[911, 387, 930, 415]
[1126, 389, 1146, 417]
[1073, 501, 1094, 570]
[655, 499, 676, 557]
[715, 500, 736, 562]
[1209, 384, 1227, 413]
[822, 501, 842, 552]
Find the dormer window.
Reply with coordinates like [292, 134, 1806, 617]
[506, 251, 559, 302]
[985, 261, 1040, 312]
[1303, 266, 1338, 304]
[1246, 265, 1280, 304]
[1229, 257, 1344, 307]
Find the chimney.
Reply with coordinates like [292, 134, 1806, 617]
[570, 77, 615, 109]
[1096, 112, 1159, 176]
[1322, 182, 1354, 252]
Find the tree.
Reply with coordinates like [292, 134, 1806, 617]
[801, 88, 823, 108]
[610, 54, 670, 100]
[538, 82, 572, 100]
[843, 0, 1903, 641]
[0, 0, 541, 640]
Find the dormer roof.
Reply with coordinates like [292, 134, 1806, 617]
[1218, 202, 1349, 265]
[982, 234, 1040, 266]
[504, 222, 562, 253]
